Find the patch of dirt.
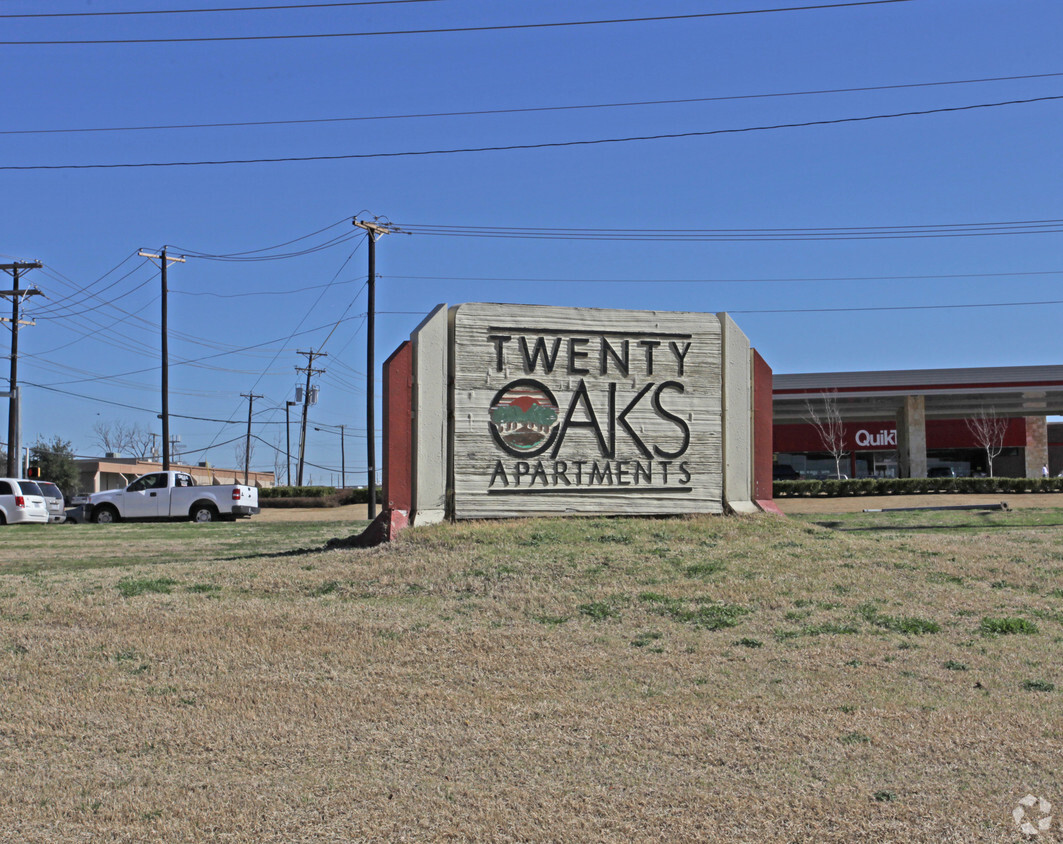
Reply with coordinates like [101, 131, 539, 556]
[256, 503, 369, 522]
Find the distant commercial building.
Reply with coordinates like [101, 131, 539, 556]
[75, 455, 274, 494]
[773, 365, 1063, 479]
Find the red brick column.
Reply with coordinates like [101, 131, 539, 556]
[382, 341, 413, 512]
[1025, 415, 1048, 479]
[752, 350, 774, 503]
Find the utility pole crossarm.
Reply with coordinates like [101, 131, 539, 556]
[352, 219, 394, 239]
[138, 250, 186, 266]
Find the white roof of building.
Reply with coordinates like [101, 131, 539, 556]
[773, 365, 1063, 422]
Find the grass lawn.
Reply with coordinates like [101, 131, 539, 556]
[1, 511, 1060, 841]
[0, 519, 356, 576]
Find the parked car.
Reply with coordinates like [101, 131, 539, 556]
[34, 481, 66, 523]
[0, 478, 49, 525]
[773, 463, 802, 481]
[928, 466, 956, 478]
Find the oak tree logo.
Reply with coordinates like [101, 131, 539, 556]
[489, 379, 560, 457]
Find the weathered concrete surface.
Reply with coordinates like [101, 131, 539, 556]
[718, 312, 754, 514]
[411, 304, 449, 526]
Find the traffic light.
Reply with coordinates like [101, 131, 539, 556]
[27, 466, 39, 478]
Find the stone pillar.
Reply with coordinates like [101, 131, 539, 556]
[1025, 416, 1048, 479]
[718, 313, 756, 514]
[410, 304, 449, 526]
[896, 395, 927, 478]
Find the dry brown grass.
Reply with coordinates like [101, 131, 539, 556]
[1, 512, 1061, 842]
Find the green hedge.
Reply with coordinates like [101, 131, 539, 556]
[259, 485, 383, 508]
[339, 486, 383, 505]
[259, 486, 336, 499]
[773, 477, 1063, 497]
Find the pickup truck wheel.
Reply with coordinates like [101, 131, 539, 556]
[190, 503, 218, 523]
[93, 505, 119, 524]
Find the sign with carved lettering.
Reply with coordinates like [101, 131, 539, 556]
[450, 303, 725, 518]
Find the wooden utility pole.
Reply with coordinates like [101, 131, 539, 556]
[1, 261, 43, 477]
[285, 400, 298, 486]
[314, 423, 347, 488]
[139, 248, 185, 471]
[352, 219, 394, 519]
[295, 349, 326, 486]
[338, 423, 346, 489]
[240, 392, 263, 484]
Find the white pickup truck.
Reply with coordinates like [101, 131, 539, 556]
[86, 471, 260, 523]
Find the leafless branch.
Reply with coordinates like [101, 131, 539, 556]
[965, 408, 1008, 477]
[805, 391, 847, 480]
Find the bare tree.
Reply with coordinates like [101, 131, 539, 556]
[965, 408, 1008, 477]
[272, 432, 288, 485]
[92, 420, 155, 459]
[234, 439, 255, 474]
[805, 391, 847, 480]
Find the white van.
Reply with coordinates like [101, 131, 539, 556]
[35, 480, 67, 523]
[0, 478, 49, 525]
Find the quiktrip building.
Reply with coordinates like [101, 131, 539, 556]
[773, 366, 1063, 479]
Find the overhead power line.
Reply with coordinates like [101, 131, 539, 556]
[0, 0, 444, 18]
[165, 215, 353, 258]
[4, 94, 1058, 172]
[7, 71, 1059, 137]
[392, 217, 1063, 242]
[23, 380, 329, 427]
[172, 230, 362, 261]
[194, 233, 367, 458]
[0, 2, 915, 46]
[170, 277, 363, 299]
[385, 268, 1063, 284]
[735, 299, 1063, 315]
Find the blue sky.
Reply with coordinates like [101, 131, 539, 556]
[3, 0, 1061, 484]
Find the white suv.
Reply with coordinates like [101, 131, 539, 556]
[0, 478, 49, 525]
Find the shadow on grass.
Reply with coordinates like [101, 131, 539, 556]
[815, 521, 1063, 532]
[215, 523, 375, 560]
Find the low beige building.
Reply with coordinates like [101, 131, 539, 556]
[76, 456, 274, 494]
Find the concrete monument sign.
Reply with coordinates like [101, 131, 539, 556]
[382, 303, 771, 525]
